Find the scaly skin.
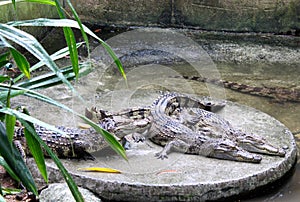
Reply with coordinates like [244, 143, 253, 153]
[177, 107, 286, 157]
[14, 122, 117, 160]
[149, 92, 262, 163]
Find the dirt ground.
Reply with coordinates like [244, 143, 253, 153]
[0, 166, 37, 202]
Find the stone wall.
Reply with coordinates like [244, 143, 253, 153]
[68, 0, 299, 33]
[0, 2, 58, 37]
[177, 0, 300, 33]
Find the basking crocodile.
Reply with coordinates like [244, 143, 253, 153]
[87, 93, 283, 162]
[176, 107, 286, 156]
[175, 75, 300, 102]
[89, 92, 285, 162]
[88, 108, 262, 163]
[13, 120, 118, 160]
[148, 93, 262, 163]
[13, 92, 285, 162]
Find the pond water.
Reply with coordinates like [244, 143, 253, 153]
[21, 59, 299, 201]
[96, 61, 300, 201]
[14, 27, 300, 201]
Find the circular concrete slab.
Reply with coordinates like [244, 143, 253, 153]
[28, 100, 297, 201]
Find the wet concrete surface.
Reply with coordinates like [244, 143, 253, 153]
[27, 99, 297, 201]
[15, 27, 299, 201]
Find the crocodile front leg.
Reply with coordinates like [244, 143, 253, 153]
[155, 139, 191, 159]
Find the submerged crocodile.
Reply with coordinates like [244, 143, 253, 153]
[175, 75, 300, 102]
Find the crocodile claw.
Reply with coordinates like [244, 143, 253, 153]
[132, 133, 146, 143]
[155, 152, 169, 160]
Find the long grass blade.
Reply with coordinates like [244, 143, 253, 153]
[0, 156, 20, 182]
[0, 87, 127, 160]
[0, 122, 38, 195]
[7, 18, 127, 81]
[4, 113, 16, 142]
[13, 42, 84, 83]
[16, 62, 92, 90]
[0, 23, 77, 94]
[0, 0, 56, 6]
[9, 48, 30, 79]
[21, 108, 48, 183]
[0, 36, 30, 79]
[54, 0, 79, 79]
[66, 0, 90, 58]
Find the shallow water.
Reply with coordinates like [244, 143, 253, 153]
[22, 60, 299, 201]
[13, 27, 300, 200]
[85, 61, 300, 201]
[212, 62, 300, 202]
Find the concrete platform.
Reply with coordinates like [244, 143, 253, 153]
[28, 100, 297, 201]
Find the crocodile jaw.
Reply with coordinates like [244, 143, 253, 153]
[207, 139, 262, 163]
[237, 134, 286, 157]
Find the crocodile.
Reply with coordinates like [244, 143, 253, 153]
[12, 107, 152, 160]
[176, 107, 286, 156]
[89, 92, 285, 162]
[89, 112, 263, 163]
[88, 93, 267, 163]
[13, 92, 285, 162]
[175, 75, 300, 102]
[13, 119, 119, 160]
[148, 93, 262, 163]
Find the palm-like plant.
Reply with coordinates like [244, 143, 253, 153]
[0, 1, 127, 201]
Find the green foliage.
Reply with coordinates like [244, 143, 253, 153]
[0, 0, 127, 201]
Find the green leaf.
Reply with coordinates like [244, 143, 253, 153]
[0, 194, 5, 202]
[18, 120, 84, 202]
[0, 156, 20, 182]
[0, 108, 67, 136]
[0, 23, 77, 95]
[23, 0, 56, 5]
[0, 76, 10, 83]
[1, 187, 22, 195]
[13, 42, 84, 83]
[0, 85, 128, 160]
[12, 0, 16, 9]
[0, 0, 56, 6]
[80, 116, 127, 161]
[0, 52, 10, 63]
[66, 0, 90, 58]
[9, 48, 30, 79]
[54, 0, 79, 79]
[0, 88, 25, 103]
[7, 18, 127, 81]
[5, 114, 16, 142]
[21, 108, 48, 183]
[0, 108, 83, 200]
[62, 27, 79, 79]
[16, 62, 92, 90]
[0, 122, 38, 195]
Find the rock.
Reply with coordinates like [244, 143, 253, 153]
[27, 99, 297, 202]
[39, 183, 101, 202]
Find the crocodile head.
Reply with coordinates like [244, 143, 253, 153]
[206, 139, 262, 163]
[236, 133, 286, 157]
